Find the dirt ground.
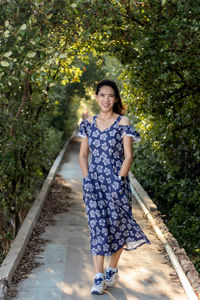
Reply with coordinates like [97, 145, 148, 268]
[8, 175, 71, 299]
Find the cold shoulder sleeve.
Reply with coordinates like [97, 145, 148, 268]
[78, 119, 91, 137]
[120, 125, 141, 143]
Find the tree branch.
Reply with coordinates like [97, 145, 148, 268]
[10, 72, 30, 136]
[15, 74, 29, 120]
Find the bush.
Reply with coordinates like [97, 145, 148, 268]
[132, 138, 200, 272]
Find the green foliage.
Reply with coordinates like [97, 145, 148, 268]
[132, 139, 200, 272]
[0, 0, 107, 259]
[41, 127, 63, 172]
[101, 0, 200, 271]
[0, 0, 85, 256]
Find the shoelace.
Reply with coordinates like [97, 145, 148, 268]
[94, 277, 104, 285]
[106, 270, 115, 280]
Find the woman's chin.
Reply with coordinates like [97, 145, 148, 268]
[100, 106, 113, 112]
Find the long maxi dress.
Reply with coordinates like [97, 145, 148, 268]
[79, 115, 150, 256]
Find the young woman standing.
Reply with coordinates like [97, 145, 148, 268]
[79, 79, 150, 295]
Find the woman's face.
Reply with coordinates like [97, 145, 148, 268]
[95, 85, 117, 113]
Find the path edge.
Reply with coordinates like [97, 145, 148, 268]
[0, 130, 76, 300]
[129, 171, 200, 300]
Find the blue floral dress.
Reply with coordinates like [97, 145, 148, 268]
[79, 115, 150, 256]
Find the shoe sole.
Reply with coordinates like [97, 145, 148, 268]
[91, 284, 105, 295]
[91, 291, 104, 295]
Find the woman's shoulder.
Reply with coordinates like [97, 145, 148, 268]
[79, 115, 95, 137]
[86, 116, 94, 124]
[80, 115, 94, 125]
[119, 115, 130, 126]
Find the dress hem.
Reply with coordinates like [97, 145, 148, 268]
[90, 239, 150, 256]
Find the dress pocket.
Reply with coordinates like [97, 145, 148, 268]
[110, 174, 125, 198]
[82, 173, 91, 193]
[82, 173, 91, 204]
[82, 173, 89, 184]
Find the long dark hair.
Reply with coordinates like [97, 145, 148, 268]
[95, 79, 125, 115]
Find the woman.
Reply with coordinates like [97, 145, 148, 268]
[79, 79, 150, 295]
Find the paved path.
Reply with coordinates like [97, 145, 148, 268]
[13, 135, 187, 300]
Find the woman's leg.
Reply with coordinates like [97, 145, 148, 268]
[93, 255, 105, 274]
[105, 248, 123, 287]
[109, 247, 123, 268]
[91, 255, 105, 295]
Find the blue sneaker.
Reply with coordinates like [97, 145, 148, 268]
[91, 274, 105, 295]
[105, 268, 119, 287]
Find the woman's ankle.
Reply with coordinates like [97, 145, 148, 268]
[95, 272, 105, 278]
[107, 266, 118, 271]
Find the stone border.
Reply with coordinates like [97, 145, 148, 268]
[129, 171, 200, 300]
[0, 131, 76, 300]
[129, 172, 157, 212]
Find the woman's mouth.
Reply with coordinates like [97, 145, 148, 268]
[102, 103, 110, 108]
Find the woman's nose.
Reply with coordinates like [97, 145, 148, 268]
[106, 95, 110, 101]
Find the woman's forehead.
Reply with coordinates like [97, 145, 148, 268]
[99, 85, 115, 94]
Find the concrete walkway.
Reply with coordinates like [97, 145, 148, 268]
[13, 135, 188, 300]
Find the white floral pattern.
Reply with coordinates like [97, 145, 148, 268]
[79, 115, 150, 255]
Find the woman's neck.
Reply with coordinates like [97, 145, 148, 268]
[97, 111, 117, 121]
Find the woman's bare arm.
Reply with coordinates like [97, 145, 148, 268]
[118, 116, 133, 177]
[79, 135, 90, 178]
